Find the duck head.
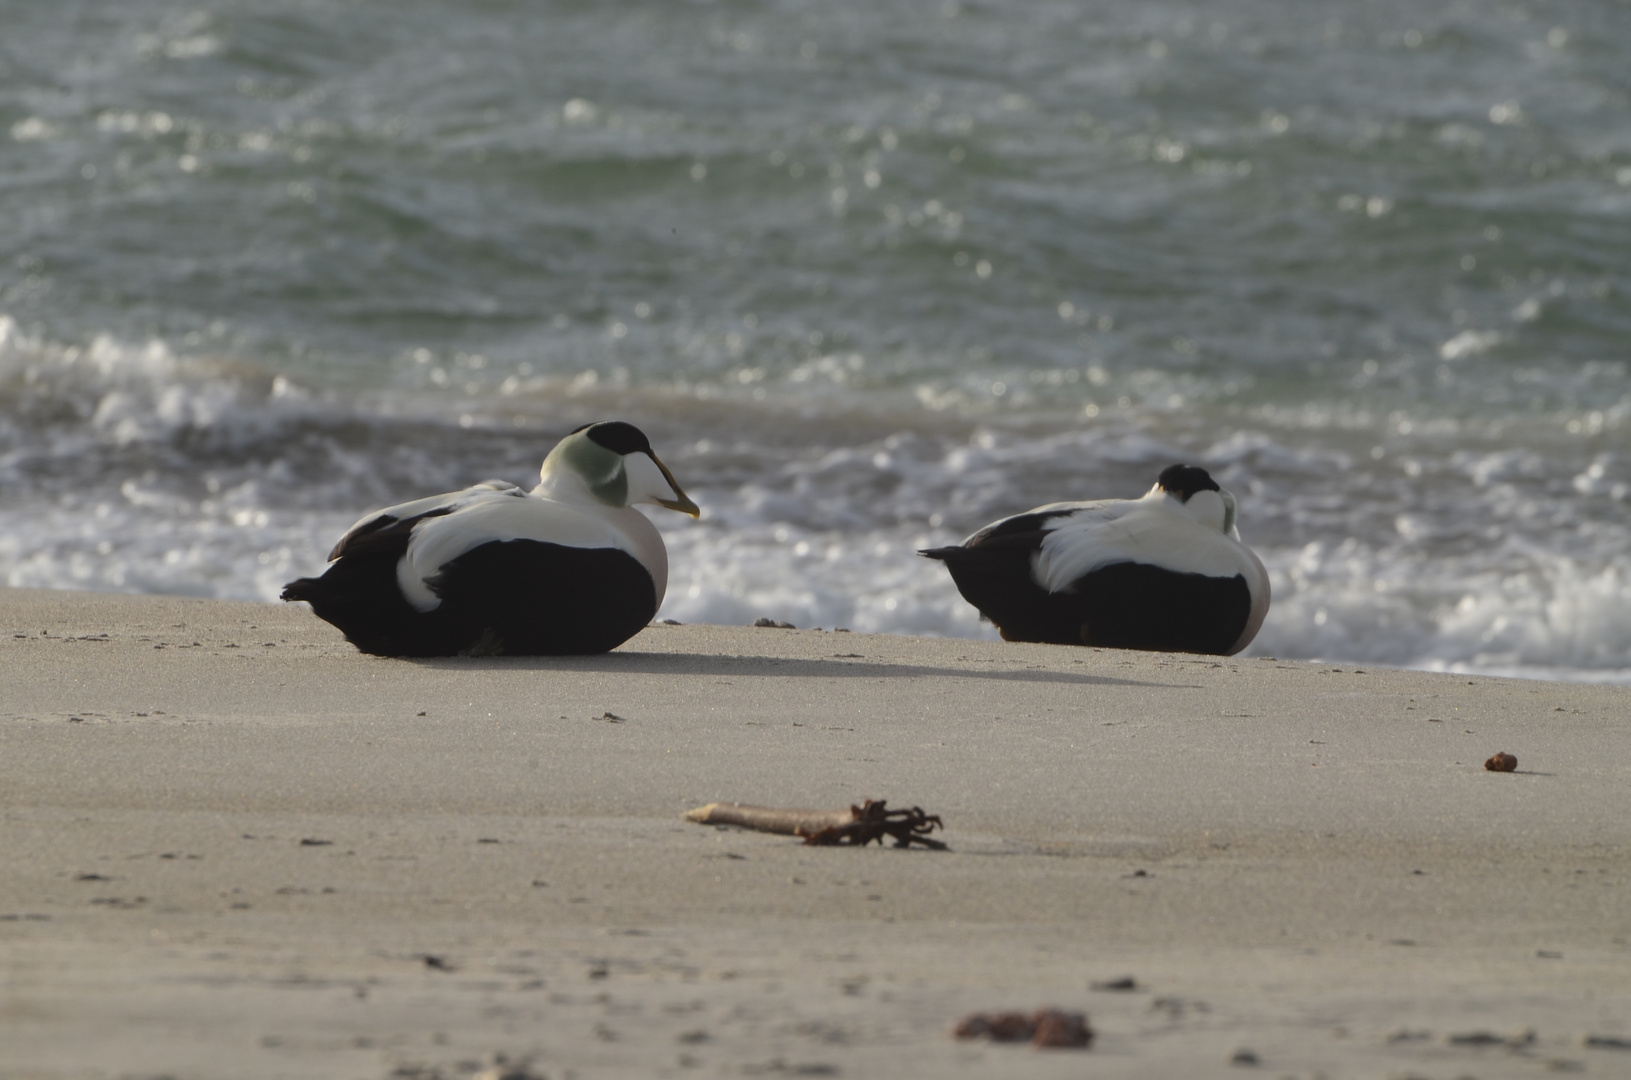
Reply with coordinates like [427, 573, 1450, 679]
[1155, 463, 1239, 537]
[539, 421, 701, 517]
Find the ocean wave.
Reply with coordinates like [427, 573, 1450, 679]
[1255, 539, 1631, 681]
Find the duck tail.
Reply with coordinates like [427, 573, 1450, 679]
[280, 576, 324, 603]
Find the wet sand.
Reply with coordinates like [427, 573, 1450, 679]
[3, 585, 1630, 1078]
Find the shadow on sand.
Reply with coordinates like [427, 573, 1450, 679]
[402, 649, 1185, 689]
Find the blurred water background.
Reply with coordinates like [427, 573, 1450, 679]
[3, 0, 1629, 680]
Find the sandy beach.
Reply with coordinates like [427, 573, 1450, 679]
[3, 584, 1630, 1079]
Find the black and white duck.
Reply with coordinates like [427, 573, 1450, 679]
[920, 464, 1269, 655]
[282, 420, 699, 656]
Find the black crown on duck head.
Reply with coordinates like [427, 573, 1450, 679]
[572, 420, 653, 456]
[1156, 464, 1221, 502]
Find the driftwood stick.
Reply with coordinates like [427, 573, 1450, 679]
[685, 799, 948, 850]
[684, 802, 855, 836]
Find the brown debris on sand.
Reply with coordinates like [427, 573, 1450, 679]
[1485, 751, 1518, 772]
[684, 799, 947, 850]
[953, 1008, 1093, 1049]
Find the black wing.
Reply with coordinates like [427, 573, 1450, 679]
[919, 509, 1074, 564]
[327, 507, 455, 561]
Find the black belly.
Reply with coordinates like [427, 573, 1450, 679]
[941, 550, 1250, 655]
[281, 539, 658, 657]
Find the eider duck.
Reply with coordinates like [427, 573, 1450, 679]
[920, 464, 1269, 655]
[281, 420, 699, 656]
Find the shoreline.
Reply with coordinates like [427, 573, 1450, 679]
[9, 580, 1631, 687]
[4, 585, 1630, 1078]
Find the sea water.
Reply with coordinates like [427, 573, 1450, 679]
[3, 0, 1628, 681]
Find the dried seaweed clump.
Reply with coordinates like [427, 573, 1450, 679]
[953, 1008, 1093, 1049]
[798, 799, 946, 850]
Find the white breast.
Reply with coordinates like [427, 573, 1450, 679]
[396, 493, 669, 613]
[1033, 494, 1259, 594]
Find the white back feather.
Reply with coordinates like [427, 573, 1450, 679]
[328, 481, 518, 559]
